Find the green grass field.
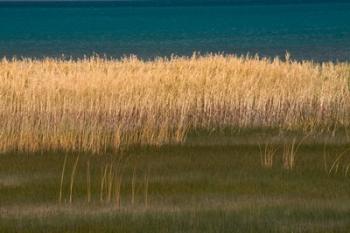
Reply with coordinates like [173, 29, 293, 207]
[1, 134, 350, 233]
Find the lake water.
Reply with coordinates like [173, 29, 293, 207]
[0, 1, 350, 61]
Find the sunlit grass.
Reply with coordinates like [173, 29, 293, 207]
[0, 54, 349, 153]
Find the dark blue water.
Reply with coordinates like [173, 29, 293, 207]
[0, 1, 350, 61]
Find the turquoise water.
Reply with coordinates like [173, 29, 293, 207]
[0, 1, 350, 61]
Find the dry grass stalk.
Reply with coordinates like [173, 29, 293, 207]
[114, 173, 122, 208]
[144, 167, 150, 209]
[282, 135, 309, 170]
[131, 166, 136, 206]
[283, 140, 297, 170]
[113, 154, 130, 208]
[345, 163, 350, 177]
[328, 148, 350, 176]
[58, 153, 68, 204]
[259, 143, 277, 168]
[69, 154, 80, 204]
[100, 163, 108, 202]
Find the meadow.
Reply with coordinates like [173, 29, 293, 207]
[1, 54, 350, 232]
[1, 145, 350, 233]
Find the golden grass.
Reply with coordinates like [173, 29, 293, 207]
[0, 54, 349, 153]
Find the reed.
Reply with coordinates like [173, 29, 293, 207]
[58, 153, 68, 203]
[282, 136, 307, 170]
[69, 154, 80, 204]
[327, 148, 350, 176]
[259, 143, 277, 168]
[1, 54, 349, 154]
[282, 140, 297, 170]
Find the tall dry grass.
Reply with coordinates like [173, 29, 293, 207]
[0, 54, 349, 153]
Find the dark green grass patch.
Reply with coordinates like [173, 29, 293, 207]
[1, 144, 350, 232]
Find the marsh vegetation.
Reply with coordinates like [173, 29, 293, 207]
[1, 144, 350, 233]
[0, 54, 349, 153]
[1, 54, 350, 232]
